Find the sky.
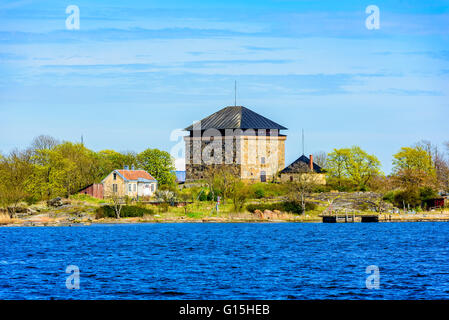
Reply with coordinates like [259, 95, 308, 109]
[0, 0, 448, 173]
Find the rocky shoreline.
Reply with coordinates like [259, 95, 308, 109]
[2, 212, 449, 227]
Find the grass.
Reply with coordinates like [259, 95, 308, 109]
[70, 194, 108, 205]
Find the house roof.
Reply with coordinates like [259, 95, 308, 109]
[184, 106, 287, 131]
[116, 170, 156, 181]
[281, 155, 323, 174]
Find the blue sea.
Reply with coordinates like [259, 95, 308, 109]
[1, 222, 449, 300]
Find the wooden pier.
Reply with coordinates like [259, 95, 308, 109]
[320, 213, 379, 223]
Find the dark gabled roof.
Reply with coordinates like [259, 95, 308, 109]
[184, 106, 287, 131]
[281, 155, 323, 174]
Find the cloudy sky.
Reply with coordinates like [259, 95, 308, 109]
[0, 0, 448, 173]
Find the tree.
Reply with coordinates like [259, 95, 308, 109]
[106, 184, 124, 219]
[137, 148, 176, 186]
[313, 151, 327, 169]
[30, 135, 59, 153]
[96, 150, 138, 181]
[393, 146, 435, 174]
[415, 140, 449, 193]
[326, 149, 346, 187]
[392, 146, 437, 190]
[213, 166, 238, 205]
[287, 174, 320, 214]
[227, 175, 250, 212]
[29, 142, 99, 199]
[326, 146, 382, 190]
[0, 149, 34, 217]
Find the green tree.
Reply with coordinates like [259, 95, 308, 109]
[392, 146, 437, 190]
[326, 146, 382, 189]
[393, 146, 435, 174]
[0, 149, 34, 217]
[29, 142, 99, 199]
[137, 148, 176, 186]
[95, 150, 137, 180]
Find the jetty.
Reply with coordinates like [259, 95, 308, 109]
[319, 212, 379, 223]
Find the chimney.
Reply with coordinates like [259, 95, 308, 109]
[124, 165, 129, 170]
[309, 155, 313, 172]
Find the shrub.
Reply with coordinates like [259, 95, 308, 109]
[393, 189, 421, 208]
[24, 196, 39, 205]
[419, 187, 437, 201]
[312, 185, 332, 193]
[383, 191, 395, 203]
[95, 205, 154, 219]
[249, 183, 288, 198]
[206, 191, 214, 201]
[198, 189, 208, 201]
[253, 188, 265, 199]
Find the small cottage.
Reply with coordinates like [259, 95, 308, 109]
[102, 166, 157, 199]
[280, 154, 326, 185]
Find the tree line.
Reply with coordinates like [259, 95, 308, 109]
[0, 135, 176, 211]
[1, 135, 448, 213]
[318, 141, 449, 208]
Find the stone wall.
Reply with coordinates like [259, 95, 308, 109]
[280, 173, 326, 185]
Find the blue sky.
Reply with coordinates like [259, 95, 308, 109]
[0, 0, 448, 173]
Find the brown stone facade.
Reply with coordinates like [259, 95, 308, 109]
[185, 130, 286, 182]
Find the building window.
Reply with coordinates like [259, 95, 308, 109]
[290, 176, 293, 182]
[261, 157, 265, 164]
[151, 184, 154, 192]
[129, 184, 132, 192]
[113, 184, 117, 193]
[133, 184, 136, 191]
[113, 173, 117, 180]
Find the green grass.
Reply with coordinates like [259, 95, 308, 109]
[70, 194, 107, 205]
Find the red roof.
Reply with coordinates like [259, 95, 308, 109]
[116, 170, 156, 181]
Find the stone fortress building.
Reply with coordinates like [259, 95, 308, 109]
[184, 106, 287, 182]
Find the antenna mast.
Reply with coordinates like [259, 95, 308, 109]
[234, 80, 237, 106]
[302, 129, 304, 155]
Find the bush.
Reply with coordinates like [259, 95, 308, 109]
[249, 183, 288, 198]
[385, 187, 438, 209]
[24, 196, 39, 205]
[419, 187, 437, 201]
[312, 185, 332, 193]
[198, 189, 208, 201]
[95, 205, 154, 218]
[383, 191, 395, 203]
[393, 189, 421, 208]
[253, 187, 265, 199]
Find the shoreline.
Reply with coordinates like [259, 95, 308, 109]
[2, 212, 449, 227]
